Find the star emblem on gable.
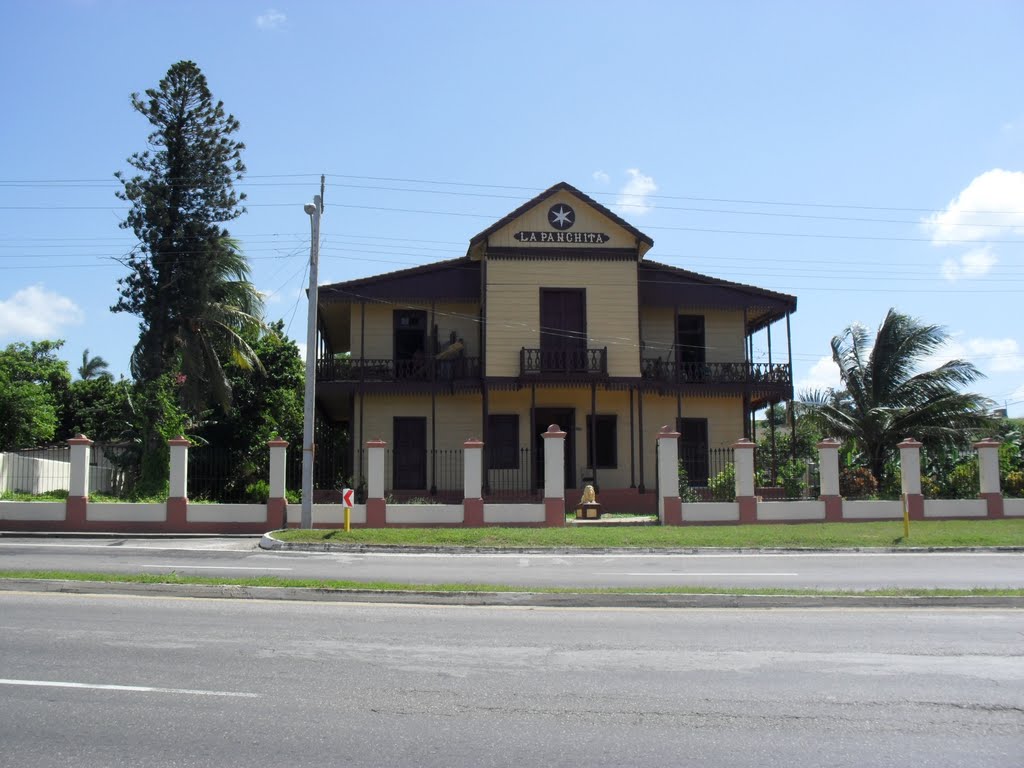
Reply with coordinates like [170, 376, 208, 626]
[548, 203, 575, 230]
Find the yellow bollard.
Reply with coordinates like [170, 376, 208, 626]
[344, 506, 350, 533]
[902, 494, 910, 540]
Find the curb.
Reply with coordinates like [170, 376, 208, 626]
[258, 532, 1024, 555]
[2, 578, 1022, 609]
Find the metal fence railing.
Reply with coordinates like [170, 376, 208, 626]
[920, 446, 979, 499]
[678, 446, 734, 488]
[0, 446, 71, 496]
[189, 448, 270, 503]
[486, 447, 539, 501]
[0, 444, 135, 498]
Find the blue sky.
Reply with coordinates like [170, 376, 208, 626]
[2, 1, 1022, 416]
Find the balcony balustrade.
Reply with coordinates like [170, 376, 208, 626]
[640, 359, 791, 386]
[316, 356, 481, 383]
[520, 347, 608, 377]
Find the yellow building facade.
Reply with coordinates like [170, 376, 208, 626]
[315, 182, 795, 512]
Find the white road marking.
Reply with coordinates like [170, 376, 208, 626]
[0, 678, 259, 697]
[595, 572, 800, 577]
[137, 564, 293, 571]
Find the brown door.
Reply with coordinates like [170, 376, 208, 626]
[540, 289, 586, 372]
[393, 417, 427, 490]
[677, 417, 709, 487]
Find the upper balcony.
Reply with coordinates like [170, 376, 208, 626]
[520, 347, 608, 379]
[316, 356, 482, 385]
[640, 359, 792, 388]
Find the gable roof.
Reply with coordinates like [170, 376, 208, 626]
[639, 260, 797, 331]
[467, 181, 654, 253]
[319, 257, 480, 303]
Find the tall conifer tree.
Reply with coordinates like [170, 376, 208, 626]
[114, 60, 262, 413]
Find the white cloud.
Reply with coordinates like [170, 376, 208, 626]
[796, 355, 842, 394]
[923, 335, 1024, 375]
[924, 168, 1024, 244]
[963, 337, 1024, 373]
[592, 170, 610, 185]
[940, 246, 997, 282]
[0, 285, 84, 339]
[1007, 384, 1024, 417]
[615, 168, 657, 216]
[255, 9, 287, 29]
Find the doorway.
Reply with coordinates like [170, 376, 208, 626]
[393, 417, 427, 490]
[539, 289, 586, 372]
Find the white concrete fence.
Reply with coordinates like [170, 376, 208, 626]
[1, 428, 1020, 531]
[652, 427, 1021, 524]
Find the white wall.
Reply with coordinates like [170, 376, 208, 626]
[288, 503, 368, 526]
[682, 502, 738, 522]
[923, 499, 988, 518]
[187, 504, 268, 523]
[842, 500, 902, 519]
[1004, 498, 1024, 517]
[757, 501, 825, 521]
[87, 503, 165, 522]
[0, 501, 65, 521]
[484, 504, 545, 524]
[387, 504, 463, 525]
[0, 454, 69, 494]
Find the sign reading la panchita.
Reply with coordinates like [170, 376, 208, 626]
[513, 202, 610, 244]
[514, 230, 611, 244]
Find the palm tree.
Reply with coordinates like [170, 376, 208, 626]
[78, 349, 111, 380]
[802, 309, 993, 485]
[129, 236, 265, 413]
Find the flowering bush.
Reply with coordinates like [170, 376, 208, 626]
[1004, 470, 1024, 498]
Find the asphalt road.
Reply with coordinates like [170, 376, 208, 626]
[1, 591, 1020, 768]
[0, 536, 1022, 590]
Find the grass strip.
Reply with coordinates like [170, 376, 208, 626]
[272, 519, 1024, 549]
[1, 570, 1021, 598]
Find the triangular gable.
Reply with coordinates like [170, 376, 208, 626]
[467, 181, 653, 258]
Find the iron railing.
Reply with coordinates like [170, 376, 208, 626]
[486, 447, 539, 501]
[678, 446, 734, 487]
[0, 445, 133, 498]
[520, 347, 607, 376]
[316, 357, 481, 383]
[641, 360, 791, 385]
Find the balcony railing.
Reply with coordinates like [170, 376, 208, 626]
[640, 360, 791, 385]
[316, 356, 482, 383]
[520, 347, 608, 377]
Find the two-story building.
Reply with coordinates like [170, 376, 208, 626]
[314, 182, 796, 512]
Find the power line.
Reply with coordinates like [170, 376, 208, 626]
[4, 171, 1023, 216]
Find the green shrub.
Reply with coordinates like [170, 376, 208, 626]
[929, 461, 979, 499]
[676, 463, 700, 502]
[0, 489, 68, 501]
[708, 464, 736, 502]
[839, 467, 878, 499]
[880, 465, 902, 500]
[921, 475, 942, 500]
[244, 479, 270, 503]
[1004, 471, 1024, 498]
[776, 459, 806, 499]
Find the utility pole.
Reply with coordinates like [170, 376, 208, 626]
[300, 187, 323, 529]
